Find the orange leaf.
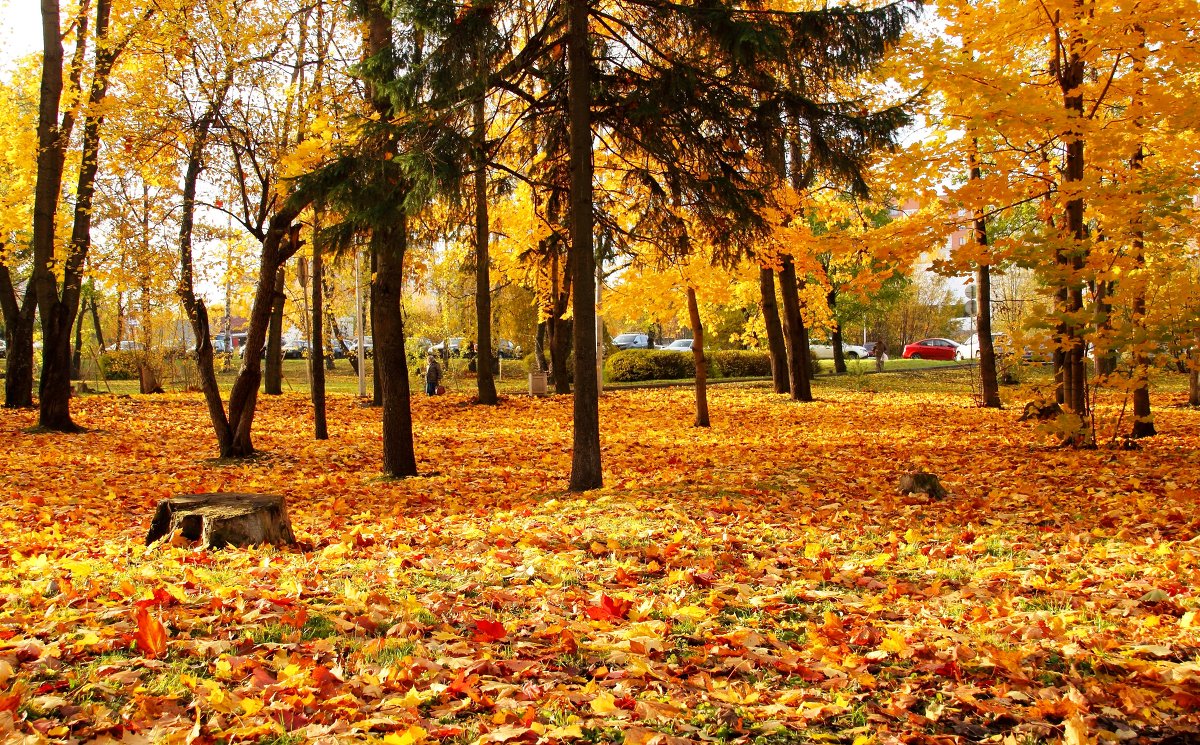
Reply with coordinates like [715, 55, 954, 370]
[585, 595, 632, 621]
[474, 618, 508, 642]
[132, 605, 168, 659]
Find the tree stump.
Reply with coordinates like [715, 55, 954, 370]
[146, 493, 297, 549]
[898, 472, 947, 500]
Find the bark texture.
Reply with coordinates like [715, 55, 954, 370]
[567, 0, 601, 491]
[145, 493, 296, 549]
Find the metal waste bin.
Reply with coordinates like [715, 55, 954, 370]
[528, 371, 548, 396]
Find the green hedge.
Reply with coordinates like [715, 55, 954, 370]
[605, 349, 778, 382]
[709, 350, 771, 378]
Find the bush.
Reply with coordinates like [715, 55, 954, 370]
[709, 350, 770, 378]
[98, 351, 144, 380]
[606, 350, 696, 382]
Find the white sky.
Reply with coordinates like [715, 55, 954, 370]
[0, 0, 42, 70]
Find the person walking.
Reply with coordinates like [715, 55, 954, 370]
[875, 338, 887, 373]
[424, 354, 443, 396]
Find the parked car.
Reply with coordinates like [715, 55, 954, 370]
[0, 339, 7, 359]
[497, 339, 519, 359]
[810, 342, 870, 360]
[109, 340, 146, 352]
[612, 332, 652, 350]
[430, 336, 464, 357]
[665, 338, 693, 351]
[958, 333, 1012, 359]
[282, 340, 309, 359]
[902, 338, 963, 361]
[346, 336, 374, 358]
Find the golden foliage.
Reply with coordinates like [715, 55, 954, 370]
[2, 383, 1200, 741]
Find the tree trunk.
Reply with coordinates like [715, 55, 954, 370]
[1058, 14, 1089, 423]
[35, 0, 118, 432]
[373, 219, 418, 478]
[1092, 279, 1118, 376]
[546, 246, 572, 393]
[567, 0, 601, 491]
[0, 267, 36, 408]
[178, 81, 238, 457]
[830, 308, 846, 375]
[1189, 349, 1199, 407]
[535, 320, 549, 372]
[966, 140, 1001, 407]
[324, 274, 354, 372]
[370, 248, 382, 406]
[474, 79, 498, 405]
[759, 268, 789, 394]
[264, 266, 285, 395]
[1128, 29, 1155, 440]
[777, 258, 812, 402]
[310, 221, 328, 440]
[72, 299, 84, 379]
[89, 297, 104, 349]
[225, 222, 306, 457]
[687, 286, 709, 427]
[31, 0, 72, 430]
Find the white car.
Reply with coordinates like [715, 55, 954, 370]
[665, 339, 693, 351]
[809, 342, 870, 360]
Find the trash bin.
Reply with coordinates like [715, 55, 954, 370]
[528, 371, 548, 396]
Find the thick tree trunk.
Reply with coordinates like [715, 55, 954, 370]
[1058, 20, 1089, 424]
[31, 0, 72, 430]
[264, 266, 285, 395]
[0, 268, 36, 408]
[687, 286, 709, 427]
[777, 258, 812, 402]
[759, 268, 789, 393]
[35, 0, 118, 432]
[567, 0, 601, 491]
[373, 219, 418, 478]
[474, 83, 498, 405]
[310, 226, 328, 440]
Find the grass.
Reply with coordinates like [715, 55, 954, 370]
[23, 352, 977, 398]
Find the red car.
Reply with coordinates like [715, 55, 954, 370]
[902, 338, 963, 361]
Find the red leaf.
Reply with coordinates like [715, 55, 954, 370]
[132, 605, 168, 659]
[474, 618, 508, 642]
[585, 595, 632, 622]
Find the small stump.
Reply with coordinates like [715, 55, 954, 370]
[146, 493, 297, 549]
[898, 472, 947, 500]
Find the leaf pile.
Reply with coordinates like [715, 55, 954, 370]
[2, 386, 1199, 744]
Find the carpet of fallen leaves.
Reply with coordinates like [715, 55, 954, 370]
[2, 382, 1200, 745]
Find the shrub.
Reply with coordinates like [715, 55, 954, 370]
[98, 351, 143, 380]
[606, 350, 695, 382]
[709, 350, 770, 378]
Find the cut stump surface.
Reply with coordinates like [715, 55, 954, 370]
[146, 493, 297, 549]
